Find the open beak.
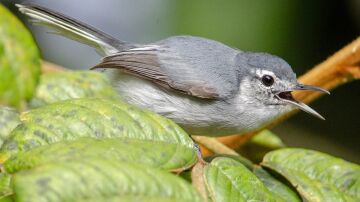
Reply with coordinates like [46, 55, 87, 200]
[275, 84, 330, 120]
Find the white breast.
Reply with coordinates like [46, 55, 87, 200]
[104, 70, 288, 136]
[106, 70, 210, 120]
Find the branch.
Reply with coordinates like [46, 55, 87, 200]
[41, 61, 67, 73]
[192, 136, 240, 156]
[293, 37, 360, 102]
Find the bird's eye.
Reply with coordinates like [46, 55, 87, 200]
[261, 75, 274, 86]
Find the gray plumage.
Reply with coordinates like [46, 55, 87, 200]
[17, 4, 329, 136]
[94, 36, 240, 99]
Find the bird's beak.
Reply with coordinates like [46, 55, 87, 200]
[275, 83, 330, 120]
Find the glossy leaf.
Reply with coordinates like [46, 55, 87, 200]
[0, 107, 20, 147]
[204, 157, 282, 202]
[262, 148, 360, 202]
[253, 166, 301, 202]
[29, 71, 119, 108]
[0, 98, 196, 163]
[0, 4, 41, 108]
[0, 173, 12, 198]
[238, 130, 285, 162]
[4, 137, 197, 172]
[10, 158, 202, 202]
[204, 154, 254, 170]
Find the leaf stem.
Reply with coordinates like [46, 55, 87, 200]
[191, 136, 240, 156]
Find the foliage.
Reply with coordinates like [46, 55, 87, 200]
[29, 71, 119, 108]
[237, 130, 285, 162]
[0, 107, 20, 147]
[0, 4, 40, 109]
[0, 5, 358, 202]
[203, 157, 283, 201]
[262, 148, 360, 201]
[10, 159, 202, 202]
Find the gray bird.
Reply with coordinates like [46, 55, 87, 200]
[17, 4, 329, 136]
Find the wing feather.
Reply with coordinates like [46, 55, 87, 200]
[92, 50, 221, 99]
[93, 36, 240, 99]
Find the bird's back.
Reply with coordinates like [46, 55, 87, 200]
[154, 35, 241, 99]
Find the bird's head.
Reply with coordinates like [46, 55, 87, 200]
[235, 52, 329, 120]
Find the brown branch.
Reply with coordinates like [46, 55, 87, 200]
[41, 61, 67, 73]
[294, 37, 360, 103]
[191, 161, 209, 201]
[192, 136, 240, 156]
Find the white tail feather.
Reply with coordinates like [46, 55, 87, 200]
[16, 4, 134, 56]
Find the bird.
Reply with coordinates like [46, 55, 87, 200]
[16, 3, 329, 137]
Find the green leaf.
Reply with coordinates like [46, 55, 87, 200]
[11, 158, 202, 202]
[4, 137, 197, 172]
[253, 166, 301, 202]
[0, 98, 196, 164]
[248, 130, 285, 149]
[0, 196, 12, 202]
[29, 71, 119, 108]
[204, 157, 282, 202]
[238, 130, 285, 163]
[0, 4, 41, 109]
[0, 107, 20, 147]
[204, 154, 254, 170]
[262, 148, 360, 202]
[0, 173, 12, 198]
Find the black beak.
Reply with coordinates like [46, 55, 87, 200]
[292, 83, 330, 95]
[276, 83, 329, 120]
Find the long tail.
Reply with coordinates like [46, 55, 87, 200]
[16, 3, 135, 56]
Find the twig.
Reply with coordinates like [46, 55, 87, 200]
[293, 37, 360, 102]
[41, 61, 66, 73]
[192, 136, 239, 156]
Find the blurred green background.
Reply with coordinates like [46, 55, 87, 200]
[2, 0, 359, 162]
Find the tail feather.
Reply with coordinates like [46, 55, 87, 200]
[16, 3, 135, 55]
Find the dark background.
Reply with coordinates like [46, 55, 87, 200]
[2, 0, 359, 163]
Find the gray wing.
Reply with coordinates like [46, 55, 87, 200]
[93, 36, 240, 99]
